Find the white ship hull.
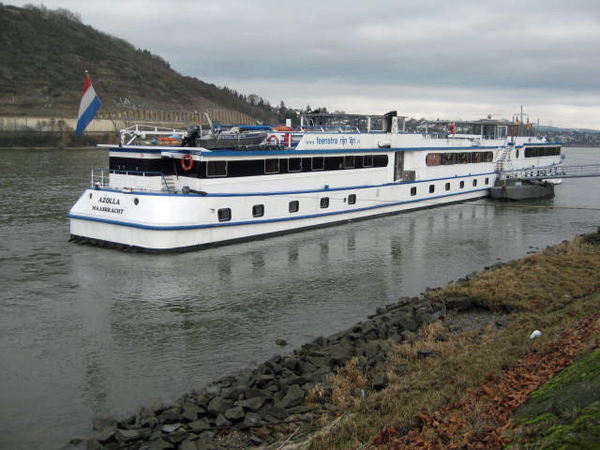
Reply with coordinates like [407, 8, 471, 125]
[69, 184, 489, 250]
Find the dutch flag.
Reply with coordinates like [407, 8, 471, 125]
[75, 72, 101, 137]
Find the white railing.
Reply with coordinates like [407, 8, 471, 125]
[120, 124, 188, 145]
[90, 168, 173, 193]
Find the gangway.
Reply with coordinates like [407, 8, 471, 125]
[498, 164, 600, 181]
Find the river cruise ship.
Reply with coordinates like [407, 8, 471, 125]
[68, 111, 562, 250]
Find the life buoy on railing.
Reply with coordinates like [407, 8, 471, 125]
[266, 134, 280, 145]
[181, 154, 194, 171]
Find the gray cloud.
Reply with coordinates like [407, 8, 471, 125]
[6, 0, 600, 128]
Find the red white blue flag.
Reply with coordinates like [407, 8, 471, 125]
[75, 73, 101, 136]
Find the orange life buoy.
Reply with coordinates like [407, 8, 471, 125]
[181, 154, 194, 171]
[266, 134, 280, 145]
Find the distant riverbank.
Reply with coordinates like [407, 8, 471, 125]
[77, 230, 600, 450]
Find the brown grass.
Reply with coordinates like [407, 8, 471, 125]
[329, 357, 369, 410]
[305, 234, 600, 450]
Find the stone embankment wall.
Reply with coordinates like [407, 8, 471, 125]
[82, 290, 495, 450]
[0, 109, 255, 134]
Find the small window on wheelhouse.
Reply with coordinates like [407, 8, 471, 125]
[207, 161, 227, 177]
[218, 208, 231, 222]
[289, 200, 299, 213]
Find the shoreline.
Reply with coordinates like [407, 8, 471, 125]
[74, 229, 600, 450]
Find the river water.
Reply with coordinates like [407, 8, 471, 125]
[0, 147, 598, 449]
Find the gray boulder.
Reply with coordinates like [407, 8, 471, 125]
[282, 384, 304, 409]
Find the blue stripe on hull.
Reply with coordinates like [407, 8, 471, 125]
[68, 188, 490, 231]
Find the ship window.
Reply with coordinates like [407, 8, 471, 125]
[429, 184, 435, 193]
[411, 187, 417, 196]
[344, 155, 355, 169]
[459, 153, 471, 164]
[363, 155, 374, 167]
[320, 197, 329, 209]
[348, 194, 356, 205]
[252, 204, 264, 217]
[207, 161, 227, 177]
[473, 179, 478, 187]
[443, 153, 456, 165]
[472, 152, 482, 163]
[426, 153, 442, 166]
[288, 158, 302, 172]
[484, 151, 493, 162]
[445, 182, 450, 191]
[265, 158, 279, 174]
[516, 149, 520, 159]
[374, 155, 389, 167]
[485, 177, 489, 185]
[312, 157, 324, 171]
[289, 200, 299, 213]
[459, 180, 465, 188]
[218, 208, 231, 222]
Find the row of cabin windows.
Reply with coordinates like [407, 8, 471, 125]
[217, 194, 358, 222]
[524, 147, 561, 158]
[411, 178, 490, 196]
[205, 154, 388, 178]
[425, 151, 494, 166]
[218, 175, 489, 220]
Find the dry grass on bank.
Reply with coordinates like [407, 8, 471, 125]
[304, 234, 600, 450]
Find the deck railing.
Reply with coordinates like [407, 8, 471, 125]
[90, 168, 173, 193]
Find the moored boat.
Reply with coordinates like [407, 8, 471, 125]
[68, 111, 562, 251]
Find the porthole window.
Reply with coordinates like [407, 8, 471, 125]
[134, 198, 139, 205]
[320, 197, 329, 209]
[445, 182, 450, 191]
[252, 204, 264, 217]
[429, 184, 435, 194]
[348, 194, 356, 205]
[89, 193, 93, 199]
[485, 177, 489, 185]
[289, 200, 299, 213]
[460, 181, 465, 189]
[473, 179, 478, 187]
[217, 208, 231, 222]
[410, 187, 417, 196]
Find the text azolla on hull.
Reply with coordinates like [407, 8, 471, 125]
[68, 111, 563, 251]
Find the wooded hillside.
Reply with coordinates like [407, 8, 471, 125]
[0, 4, 281, 124]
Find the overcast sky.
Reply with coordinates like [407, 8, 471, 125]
[7, 0, 600, 129]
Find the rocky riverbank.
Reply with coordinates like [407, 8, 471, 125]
[72, 230, 600, 450]
[77, 292, 497, 450]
